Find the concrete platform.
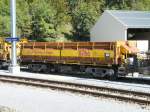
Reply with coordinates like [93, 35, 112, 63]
[0, 70, 150, 93]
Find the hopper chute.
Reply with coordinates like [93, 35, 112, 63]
[119, 41, 139, 54]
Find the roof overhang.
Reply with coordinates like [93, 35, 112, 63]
[107, 10, 150, 29]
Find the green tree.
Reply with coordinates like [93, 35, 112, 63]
[17, 0, 32, 37]
[1, 0, 150, 41]
[30, 0, 57, 39]
[105, 0, 136, 10]
[0, 0, 10, 37]
[50, 0, 71, 32]
[30, 0, 71, 41]
[131, 0, 150, 10]
[0, 0, 31, 38]
[71, 0, 104, 41]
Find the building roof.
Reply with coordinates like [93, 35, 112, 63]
[107, 10, 150, 28]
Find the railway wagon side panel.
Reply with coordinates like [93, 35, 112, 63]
[60, 42, 115, 66]
[21, 42, 35, 62]
[0, 44, 6, 60]
[77, 42, 94, 64]
[21, 42, 117, 66]
[60, 48, 115, 65]
[0, 42, 10, 61]
[60, 42, 79, 64]
[91, 42, 115, 65]
[61, 49, 79, 63]
[78, 49, 93, 64]
[21, 42, 60, 63]
[92, 49, 114, 65]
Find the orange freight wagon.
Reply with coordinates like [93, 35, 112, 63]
[20, 41, 138, 79]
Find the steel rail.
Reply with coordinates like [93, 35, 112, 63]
[0, 75, 149, 104]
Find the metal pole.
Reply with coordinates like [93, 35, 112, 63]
[11, 0, 17, 66]
[9, 0, 20, 73]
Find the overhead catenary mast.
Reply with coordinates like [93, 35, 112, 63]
[9, 0, 20, 74]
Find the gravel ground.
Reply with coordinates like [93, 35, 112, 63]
[0, 106, 16, 112]
[0, 82, 149, 112]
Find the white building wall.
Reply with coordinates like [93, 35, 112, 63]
[137, 41, 149, 52]
[90, 11, 127, 42]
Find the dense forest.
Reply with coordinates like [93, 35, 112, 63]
[0, 0, 150, 41]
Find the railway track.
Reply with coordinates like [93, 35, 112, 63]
[0, 75, 149, 104]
